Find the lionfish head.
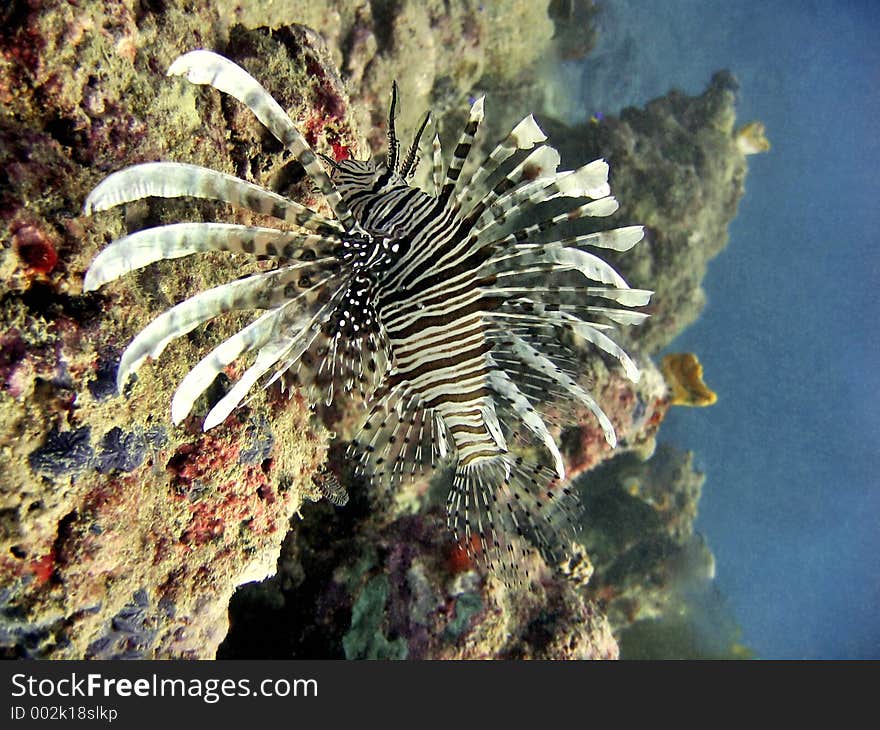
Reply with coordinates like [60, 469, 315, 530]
[326, 157, 400, 197]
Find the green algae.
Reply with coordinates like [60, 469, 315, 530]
[444, 591, 483, 640]
[342, 574, 408, 660]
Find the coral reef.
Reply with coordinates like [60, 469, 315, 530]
[618, 583, 754, 660]
[542, 71, 749, 355]
[0, 0, 590, 659]
[220, 499, 617, 660]
[331, 510, 617, 661]
[575, 444, 712, 631]
[548, 0, 600, 61]
[0, 2, 350, 659]
[212, 0, 558, 155]
[557, 358, 669, 483]
[1, 0, 755, 659]
[218, 351, 669, 659]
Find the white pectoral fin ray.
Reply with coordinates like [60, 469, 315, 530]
[494, 308, 641, 383]
[584, 306, 650, 325]
[510, 114, 547, 149]
[501, 330, 617, 448]
[83, 162, 342, 234]
[116, 271, 281, 390]
[563, 313, 641, 382]
[84, 163, 269, 213]
[167, 50, 354, 230]
[441, 95, 485, 201]
[168, 50, 295, 144]
[489, 246, 630, 288]
[578, 196, 619, 217]
[539, 247, 628, 287]
[488, 368, 565, 478]
[575, 226, 645, 252]
[171, 307, 291, 425]
[201, 335, 293, 430]
[555, 159, 611, 200]
[481, 402, 508, 453]
[589, 287, 654, 306]
[459, 114, 547, 210]
[83, 223, 308, 292]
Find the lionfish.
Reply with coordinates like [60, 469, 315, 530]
[84, 50, 652, 582]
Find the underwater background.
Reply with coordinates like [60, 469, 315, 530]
[1, 0, 876, 660]
[551, 0, 878, 659]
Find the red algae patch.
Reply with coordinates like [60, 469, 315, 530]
[13, 221, 58, 274]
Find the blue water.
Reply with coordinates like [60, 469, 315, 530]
[562, 0, 880, 658]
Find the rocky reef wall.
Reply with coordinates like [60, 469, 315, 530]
[1, 0, 754, 658]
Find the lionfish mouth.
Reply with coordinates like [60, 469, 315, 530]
[83, 50, 652, 585]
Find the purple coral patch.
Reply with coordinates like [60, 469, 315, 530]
[86, 588, 157, 660]
[0, 329, 26, 388]
[28, 426, 93, 477]
[87, 350, 119, 401]
[238, 415, 274, 464]
[95, 427, 146, 474]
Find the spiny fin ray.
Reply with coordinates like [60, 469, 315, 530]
[167, 50, 356, 231]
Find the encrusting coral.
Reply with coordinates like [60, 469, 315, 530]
[661, 352, 717, 407]
[734, 120, 771, 155]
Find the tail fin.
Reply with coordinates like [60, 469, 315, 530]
[446, 454, 581, 585]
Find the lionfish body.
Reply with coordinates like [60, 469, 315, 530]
[84, 51, 652, 581]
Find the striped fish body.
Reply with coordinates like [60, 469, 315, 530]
[332, 169, 505, 471]
[331, 147, 602, 581]
[353, 197, 493, 451]
[83, 52, 652, 584]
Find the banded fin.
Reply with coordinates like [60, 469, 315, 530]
[551, 225, 645, 253]
[486, 245, 630, 289]
[487, 367, 564, 478]
[438, 95, 485, 204]
[565, 305, 649, 326]
[84, 162, 344, 236]
[456, 113, 547, 210]
[431, 132, 444, 195]
[462, 145, 561, 227]
[347, 386, 453, 489]
[489, 329, 618, 447]
[506, 301, 649, 327]
[493, 307, 641, 382]
[116, 266, 336, 391]
[270, 307, 391, 403]
[171, 308, 298, 425]
[490, 285, 653, 308]
[470, 158, 612, 236]
[491, 324, 596, 406]
[182, 274, 391, 428]
[385, 81, 402, 172]
[167, 50, 356, 232]
[490, 354, 574, 406]
[198, 331, 301, 430]
[84, 223, 336, 292]
[399, 111, 432, 179]
[446, 454, 580, 585]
